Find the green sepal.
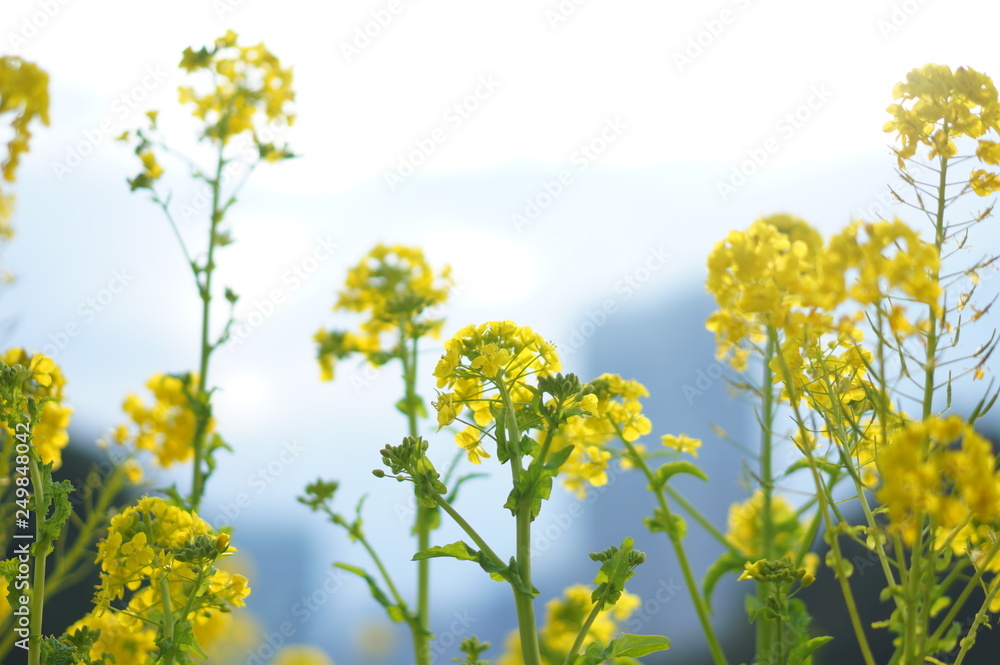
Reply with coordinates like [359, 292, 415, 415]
[649, 461, 708, 490]
[334, 562, 407, 623]
[573, 633, 671, 665]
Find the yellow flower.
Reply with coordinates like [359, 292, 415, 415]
[726, 490, 802, 560]
[877, 416, 1000, 546]
[66, 610, 157, 665]
[177, 32, 294, 145]
[470, 342, 513, 378]
[118, 373, 210, 467]
[0, 56, 50, 183]
[497, 585, 641, 665]
[661, 433, 701, 457]
[317, 244, 453, 382]
[456, 427, 490, 465]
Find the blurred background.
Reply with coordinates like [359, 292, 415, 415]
[2, 0, 1000, 663]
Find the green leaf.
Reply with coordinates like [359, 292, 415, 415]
[413, 542, 534, 595]
[414, 541, 480, 563]
[544, 443, 575, 471]
[787, 636, 832, 665]
[574, 633, 671, 665]
[784, 457, 841, 476]
[504, 460, 556, 521]
[702, 551, 748, 612]
[649, 461, 708, 490]
[643, 508, 686, 540]
[334, 563, 406, 623]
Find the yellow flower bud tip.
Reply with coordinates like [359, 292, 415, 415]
[800, 572, 816, 587]
[216, 533, 231, 553]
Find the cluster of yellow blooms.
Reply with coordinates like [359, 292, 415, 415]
[1, 348, 72, 469]
[547, 374, 651, 496]
[116, 373, 211, 468]
[0, 56, 49, 236]
[315, 244, 453, 381]
[725, 491, 819, 585]
[883, 63, 1000, 194]
[178, 29, 295, 146]
[497, 585, 641, 665]
[73, 496, 249, 663]
[706, 214, 940, 375]
[433, 320, 561, 463]
[877, 416, 1000, 549]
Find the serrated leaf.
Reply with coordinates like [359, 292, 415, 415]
[650, 461, 708, 490]
[787, 635, 832, 665]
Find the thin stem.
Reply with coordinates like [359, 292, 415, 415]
[160, 575, 176, 665]
[189, 147, 226, 511]
[621, 437, 729, 665]
[562, 581, 612, 665]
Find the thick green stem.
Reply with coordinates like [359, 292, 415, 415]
[401, 332, 431, 665]
[27, 455, 46, 665]
[758, 334, 776, 664]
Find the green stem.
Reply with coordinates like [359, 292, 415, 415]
[953, 571, 1000, 665]
[160, 575, 176, 665]
[27, 455, 46, 665]
[622, 438, 729, 665]
[401, 331, 431, 665]
[758, 333, 776, 664]
[664, 485, 743, 557]
[562, 583, 612, 665]
[189, 148, 226, 511]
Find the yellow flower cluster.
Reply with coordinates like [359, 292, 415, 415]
[876, 415, 1000, 550]
[706, 215, 940, 395]
[726, 490, 806, 561]
[884, 64, 1000, 189]
[117, 373, 211, 467]
[93, 496, 249, 655]
[497, 584, 641, 665]
[315, 244, 453, 381]
[178, 30, 295, 146]
[433, 320, 560, 462]
[546, 374, 650, 496]
[0, 56, 49, 183]
[1, 348, 72, 469]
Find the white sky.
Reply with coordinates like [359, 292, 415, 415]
[3, 0, 1000, 660]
